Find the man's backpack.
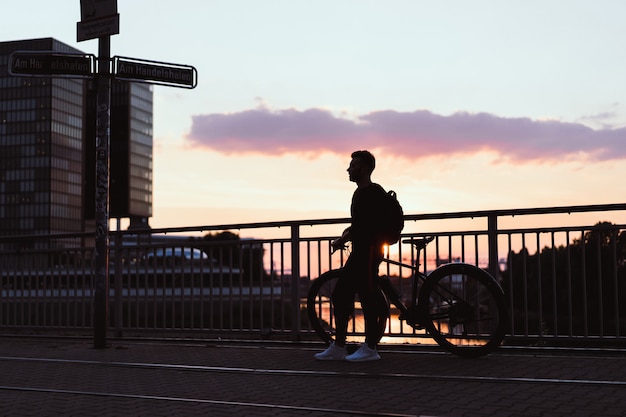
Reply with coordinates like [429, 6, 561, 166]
[380, 190, 404, 245]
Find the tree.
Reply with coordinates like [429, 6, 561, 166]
[190, 231, 271, 284]
[502, 222, 626, 338]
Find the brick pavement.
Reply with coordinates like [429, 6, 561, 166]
[1, 337, 625, 416]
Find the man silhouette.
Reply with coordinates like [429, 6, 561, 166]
[315, 150, 389, 362]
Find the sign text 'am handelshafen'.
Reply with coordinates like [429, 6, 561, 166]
[113, 57, 197, 88]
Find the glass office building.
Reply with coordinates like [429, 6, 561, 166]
[113, 81, 153, 222]
[0, 38, 153, 240]
[85, 78, 154, 228]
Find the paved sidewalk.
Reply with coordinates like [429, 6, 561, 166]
[1, 337, 626, 416]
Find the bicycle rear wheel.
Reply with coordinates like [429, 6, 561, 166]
[307, 269, 388, 346]
[418, 263, 507, 358]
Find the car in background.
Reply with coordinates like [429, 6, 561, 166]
[142, 247, 241, 274]
[144, 247, 208, 267]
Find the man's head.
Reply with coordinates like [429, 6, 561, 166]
[348, 150, 375, 184]
[351, 150, 375, 173]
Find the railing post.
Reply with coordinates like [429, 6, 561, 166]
[488, 214, 499, 279]
[290, 224, 301, 340]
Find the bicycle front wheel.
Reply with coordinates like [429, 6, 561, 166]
[306, 269, 388, 346]
[418, 263, 507, 358]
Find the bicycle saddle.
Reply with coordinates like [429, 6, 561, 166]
[401, 236, 435, 250]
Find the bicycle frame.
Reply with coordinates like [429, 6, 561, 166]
[378, 250, 431, 329]
[379, 259, 413, 306]
[334, 241, 428, 320]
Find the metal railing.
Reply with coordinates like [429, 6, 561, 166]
[1, 203, 626, 348]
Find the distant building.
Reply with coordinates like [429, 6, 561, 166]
[85, 78, 154, 228]
[0, 38, 153, 242]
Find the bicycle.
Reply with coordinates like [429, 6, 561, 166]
[307, 236, 508, 358]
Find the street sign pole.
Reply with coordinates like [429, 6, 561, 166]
[77, 0, 118, 350]
[73, 0, 195, 349]
[93, 35, 111, 349]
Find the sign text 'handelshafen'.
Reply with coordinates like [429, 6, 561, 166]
[113, 56, 197, 88]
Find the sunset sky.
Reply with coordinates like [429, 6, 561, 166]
[3, 1, 626, 238]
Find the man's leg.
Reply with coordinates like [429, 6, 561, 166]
[344, 246, 385, 361]
[362, 246, 385, 349]
[331, 271, 356, 347]
[345, 285, 385, 362]
[359, 282, 388, 348]
[314, 269, 354, 360]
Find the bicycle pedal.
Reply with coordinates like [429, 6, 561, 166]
[400, 310, 425, 330]
[410, 321, 425, 330]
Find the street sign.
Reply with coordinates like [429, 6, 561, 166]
[80, 0, 117, 20]
[112, 56, 197, 88]
[77, 14, 120, 42]
[9, 51, 95, 78]
[77, 0, 119, 42]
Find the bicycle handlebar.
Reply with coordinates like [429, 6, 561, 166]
[331, 244, 348, 254]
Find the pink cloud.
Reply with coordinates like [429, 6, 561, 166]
[186, 107, 626, 163]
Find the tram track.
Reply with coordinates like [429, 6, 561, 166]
[4, 353, 625, 417]
[0, 351, 434, 417]
[2, 339, 626, 416]
[0, 384, 420, 417]
[1, 352, 626, 387]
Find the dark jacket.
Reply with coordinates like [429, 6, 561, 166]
[350, 183, 386, 250]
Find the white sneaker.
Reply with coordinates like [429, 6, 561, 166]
[345, 344, 381, 362]
[314, 343, 347, 361]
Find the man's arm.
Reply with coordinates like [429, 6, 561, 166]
[331, 227, 352, 252]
